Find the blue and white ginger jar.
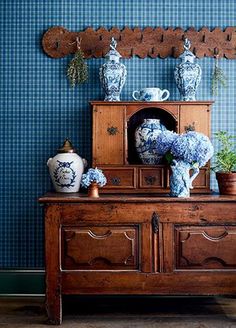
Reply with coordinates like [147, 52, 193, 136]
[99, 37, 127, 101]
[47, 139, 86, 193]
[135, 119, 167, 165]
[174, 38, 202, 101]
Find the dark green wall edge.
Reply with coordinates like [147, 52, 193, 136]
[0, 271, 45, 295]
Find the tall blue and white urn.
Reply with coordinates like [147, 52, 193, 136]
[99, 37, 127, 101]
[174, 38, 202, 101]
[135, 118, 167, 165]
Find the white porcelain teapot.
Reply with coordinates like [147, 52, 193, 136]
[132, 87, 170, 101]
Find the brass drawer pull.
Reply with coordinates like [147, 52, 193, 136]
[145, 176, 156, 185]
[111, 177, 121, 186]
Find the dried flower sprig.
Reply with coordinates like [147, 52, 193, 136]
[212, 56, 227, 96]
[67, 37, 88, 87]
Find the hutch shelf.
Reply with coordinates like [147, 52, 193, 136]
[91, 101, 213, 193]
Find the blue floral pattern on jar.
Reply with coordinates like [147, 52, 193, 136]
[99, 37, 127, 101]
[174, 38, 202, 101]
[53, 161, 76, 188]
[135, 118, 167, 165]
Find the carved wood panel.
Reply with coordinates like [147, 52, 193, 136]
[62, 226, 138, 270]
[42, 26, 236, 59]
[175, 226, 236, 269]
[92, 105, 125, 165]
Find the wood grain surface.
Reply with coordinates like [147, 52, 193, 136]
[42, 26, 236, 59]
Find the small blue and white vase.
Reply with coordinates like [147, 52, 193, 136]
[135, 118, 167, 165]
[170, 160, 200, 197]
[47, 139, 86, 193]
[99, 37, 127, 101]
[174, 38, 202, 101]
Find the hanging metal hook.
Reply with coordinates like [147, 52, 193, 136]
[69, 36, 82, 49]
[213, 47, 219, 57]
[76, 36, 82, 50]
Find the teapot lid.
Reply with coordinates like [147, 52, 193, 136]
[57, 139, 77, 153]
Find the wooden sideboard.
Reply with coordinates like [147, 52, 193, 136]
[91, 101, 213, 193]
[39, 193, 236, 324]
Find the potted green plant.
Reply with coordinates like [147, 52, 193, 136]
[212, 131, 236, 195]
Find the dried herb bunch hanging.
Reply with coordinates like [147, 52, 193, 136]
[212, 54, 227, 96]
[67, 37, 88, 87]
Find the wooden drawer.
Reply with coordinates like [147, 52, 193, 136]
[62, 225, 139, 270]
[175, 225, 236, 270]
[139, 167, 165, 189]
[102, 167, 136, 189]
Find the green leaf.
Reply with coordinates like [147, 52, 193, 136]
[165, 152, 174, 164]
[213, 131, 236, 172]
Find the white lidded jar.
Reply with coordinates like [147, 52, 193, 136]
[47, 139, 86, 193]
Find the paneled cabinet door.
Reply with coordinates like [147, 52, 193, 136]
[61, 225, 139, 270]
[92, 105, 125, 165]
[175, 225, 236, 270]
[179, 104, 210, 136]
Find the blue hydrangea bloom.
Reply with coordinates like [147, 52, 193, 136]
[171, 131, 214, 167]
[81, 167, 107, 188]
[156, 131, 178, 155]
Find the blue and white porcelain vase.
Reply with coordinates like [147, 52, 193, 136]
[47, 139, 86, 193]
[135, 119, 167, 165]
[99, 37, 127, 101]
[174, 38, 202, 101]
[170, 160, 199, 197]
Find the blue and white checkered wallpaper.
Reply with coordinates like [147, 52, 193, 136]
[0, 0, 235, 267]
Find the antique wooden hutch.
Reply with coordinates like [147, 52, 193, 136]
[40, 101, 236, 325]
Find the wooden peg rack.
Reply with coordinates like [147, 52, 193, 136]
[42, 26, 236, 59]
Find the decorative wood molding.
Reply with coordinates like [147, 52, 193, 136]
[62, 227, 138, 269]
[176, 227, 236, 269]
[42, 26, 236, 59]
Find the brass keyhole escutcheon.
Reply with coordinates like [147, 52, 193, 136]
[107, 126, 118, 135]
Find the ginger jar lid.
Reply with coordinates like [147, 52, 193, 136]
[105, 37, 122, 62]
[179, 38, 195, 63]
[57, 139, 77, 153]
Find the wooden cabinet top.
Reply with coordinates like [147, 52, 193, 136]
[39, 192, 236, 204]
[90, 101, 214, 106]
